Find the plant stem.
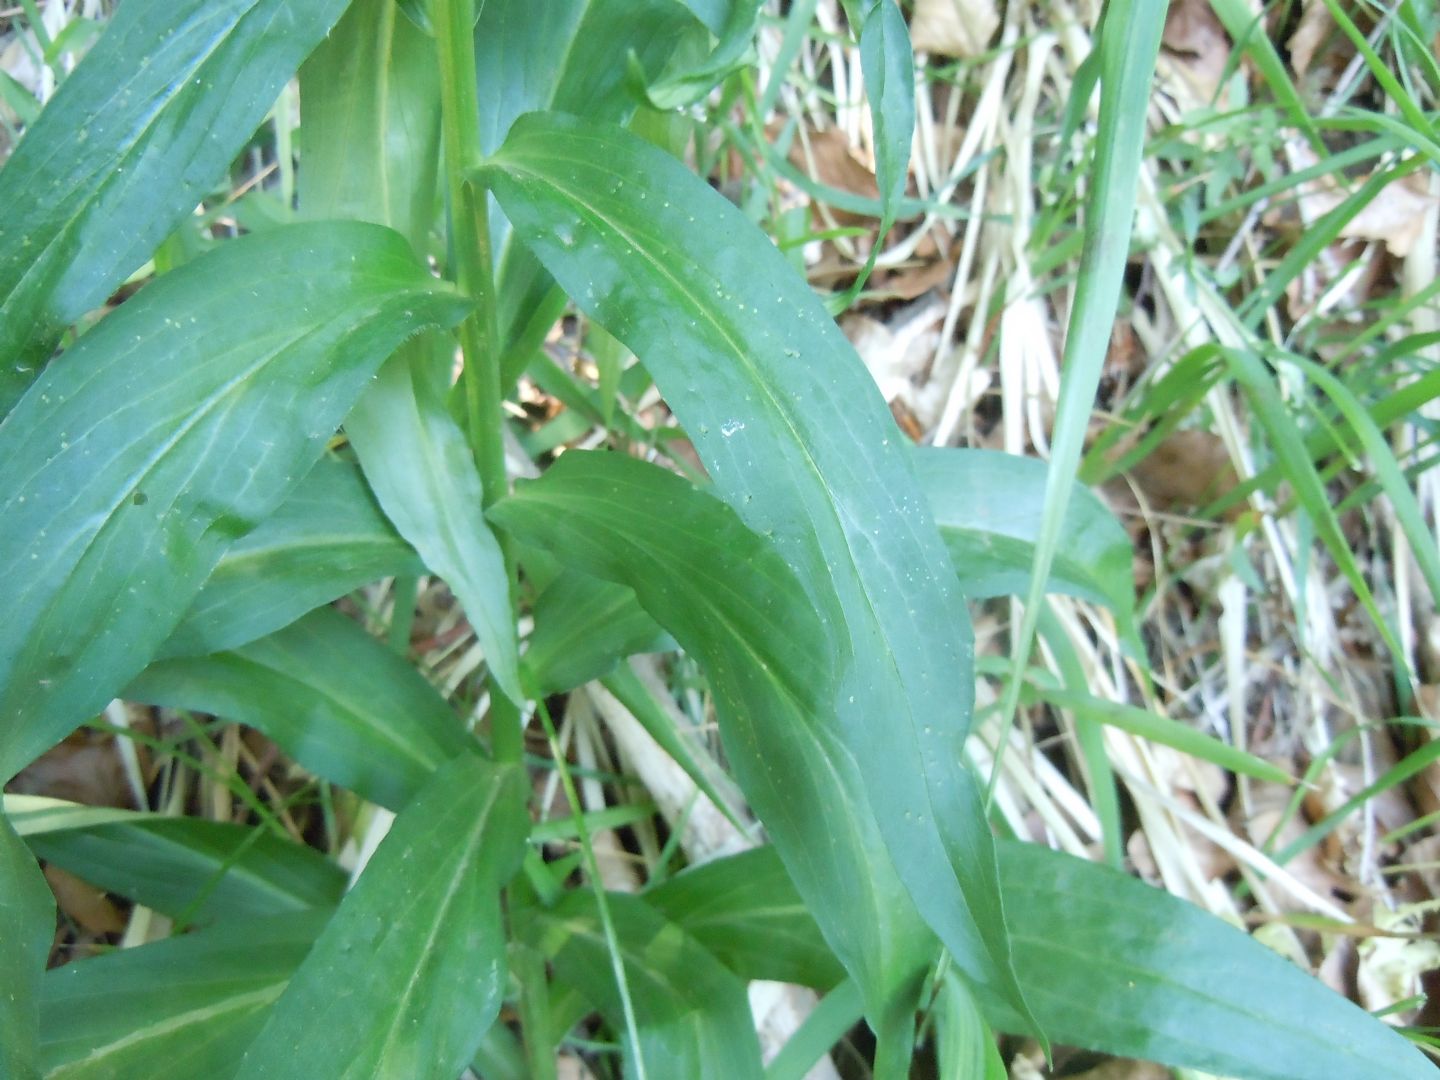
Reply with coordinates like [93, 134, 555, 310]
[434, 0, 507, 509]
[435, 0, 525, 761]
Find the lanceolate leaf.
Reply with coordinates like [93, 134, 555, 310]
[0, 0, 353, 412]
[344, 342, 525, 705]
[676, 844, 1435, 1080]
[0, 222, 468, 781]
[480, 114, 1037, 1032]
[915, 447, 1134, 628]
[40, 913, 327, 1080]
[489, 452, 937, 1033]
[522, 569, 671, 694]
[298, 15, 522, 707]
[128, 608, 476, 811]
[520, 891, 765, 1078]
[237, 755, 530, 1079]
[0, 814, 52, 1080]
[475, 0, 735, 377]
[22, 811, 345, 923]
[161, 458, 424, 659]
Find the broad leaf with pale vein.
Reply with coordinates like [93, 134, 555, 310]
[479, 114, 1038, 1033]
[0, 222, 469, 781]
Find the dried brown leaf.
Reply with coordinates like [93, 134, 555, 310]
[45, 864, 127, 935]
[1130, 430, 1237, 510]
[1162, 0, 1231, 102]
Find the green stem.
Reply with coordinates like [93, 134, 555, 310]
[435, 0, 524, 761]
[434, 0, 507, 508]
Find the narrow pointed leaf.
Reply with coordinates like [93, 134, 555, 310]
[40, 913, 326, 1080]
[20, 808, 344, 922]
[520, 891, 765, 1079]
[481, 114, 1036, 1030]
[0, 814, 52, 1080]
[296, 3, 522, 707]
[0, 0, 353, 411]
[237, 755, 529, 1079]
[916, 447, 1134, 628]
[161, 458, 424, 659]
[128, 608, 475, 811]
[0, 222, 468, 780]
[489, 452, 936, 1025]
[680, 844, 1434, 1080]
[344, 343, 524, 705]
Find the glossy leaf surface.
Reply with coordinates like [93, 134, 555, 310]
[237, 755, 529, 1079]
[481, 114, 1033, 1028]
[128, 608, 475, 811]
[0, 0, 351, 411]
[0, 222, 467, 780]
[916, 447, 1134, 626]
[521, 891, 765, 1078]
[40, 913, 325, 1080]
[489, 452, 936, 1025]
[161, 458, 423, 659]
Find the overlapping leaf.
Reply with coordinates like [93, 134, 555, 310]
[916, 447, 1134, 626]
[129, 608, 475, 811]
[0, 815, 52, 1080]
[237, 755, 529, 1078]
[489, 452, 936, 1036]
[161, 458, 423, 659]
[0, 223, 469, 780]
[480, 114, 1036, 1031]
[18, 807, 344, 922]
[41, 913, 326, 1080]
[0, 0, 353, 412]
[300, 5, 522, 704]
[519, 891, 765, 1078]
[670, 844, 1434, 1080]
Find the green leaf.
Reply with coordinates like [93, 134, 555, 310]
[481, 113, 1036, 1033]
[644, 847, 845, 990]
[640, 0, 764, 110]
[21, 809, 344, 922]
[916, 447, 1134, 628]
[520, 891, 765, 1078]
[161, 458, 424, 659]
[0, 222, 468, 780]
[295, 0, 522, 708]
[522, 569, 671, 695]
[999, 841, 1434, 1080]
[127, 608, 475, 811]
[0, 0, 353, 412]
[686, 844, 1435, 1079]
[489, 452, 936, 1031]
[344, 342, 525, 705]
[0, 813, 52, 1080]
[40, 913, 326, 1080]
[476, 0, 736, 377]
[844, 0, 913, 299]
[237, 754, 530, 1079]
[299, 0, 441, 256]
